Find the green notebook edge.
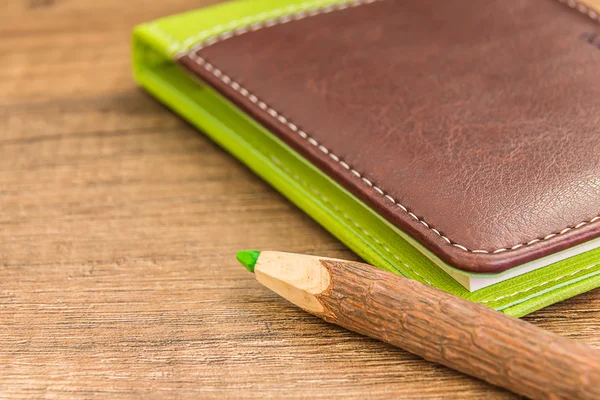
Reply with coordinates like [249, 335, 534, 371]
[132, 0, 600, 317]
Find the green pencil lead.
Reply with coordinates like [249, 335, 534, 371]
[236, 250, 261, 273]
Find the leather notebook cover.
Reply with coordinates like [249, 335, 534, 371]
[133, 0, 600, 316]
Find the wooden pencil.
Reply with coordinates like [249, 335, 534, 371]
[237, 250, 600, 400]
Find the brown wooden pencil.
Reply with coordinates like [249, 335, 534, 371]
[237, 250, 600, 400]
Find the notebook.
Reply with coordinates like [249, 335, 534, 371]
[133, 0, 600, 316]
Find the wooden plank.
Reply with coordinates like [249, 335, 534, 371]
[0, 0, 598, 398]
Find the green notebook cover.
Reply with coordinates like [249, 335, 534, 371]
[132, 0, 600, 317]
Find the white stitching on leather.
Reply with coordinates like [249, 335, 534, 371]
[150, 0, 364, 56]
[270, 156, 433, 285]
[560, 0, 599, 20]
[185, 0, 600, 254]
[183, 0, 374, 55]
[480, 263, 600, 304]
[272, 155, 600, 306]
[186, 0, 382, 56]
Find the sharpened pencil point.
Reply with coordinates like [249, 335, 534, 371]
[236, 250, 261, 273]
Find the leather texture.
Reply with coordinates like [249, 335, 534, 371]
[178, 0, 600, 273]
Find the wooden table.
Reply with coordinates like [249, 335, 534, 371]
[1, 1, 599, 398]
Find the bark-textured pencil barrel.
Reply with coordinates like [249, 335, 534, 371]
[238, 251, 600, 400]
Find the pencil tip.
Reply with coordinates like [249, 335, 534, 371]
[236, 250, 261, 273]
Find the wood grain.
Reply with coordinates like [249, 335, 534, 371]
[316, 259, 600, 400]
[0, 0, 599, 398]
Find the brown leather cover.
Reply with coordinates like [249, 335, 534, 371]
[178, 0, 600, 273]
